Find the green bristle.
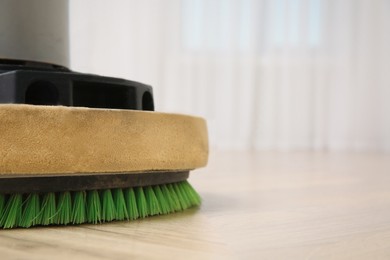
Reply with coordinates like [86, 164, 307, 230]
[153, 185, 170, 214]
[20, 193, 41, 228]
[57, 191, 72, 225]
[181, 181, 201, 206]
[166, 184, 182, 211]
[144, 186, 161, 216]
[113, 189, 128, 221]
[72, 191, 86, 224]
[135, 187, 148, 218]
[101, 189, 116, 222]
[124, 188, 139, 220]
[178, 182, 193, 208]
[0, 181, 202, 228]
[1, 194, 22, 228]
[86, 190, 101, 224]
[160, 184, 178, 212]
[40, 192, 57, 225]
[173, 182, 190, 209]
[0, 194, 6, 219]
[0, 194, 5, 210]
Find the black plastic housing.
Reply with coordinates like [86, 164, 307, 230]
[0, 60, 154, 111]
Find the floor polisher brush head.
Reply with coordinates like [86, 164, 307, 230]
[0, 61, 208, 228]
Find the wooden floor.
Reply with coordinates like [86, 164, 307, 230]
[1, 151, 390, 259]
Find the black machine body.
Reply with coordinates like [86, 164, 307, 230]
[0, 59, 154, 111]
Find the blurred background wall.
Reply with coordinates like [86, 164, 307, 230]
[69, 0, 390, 152]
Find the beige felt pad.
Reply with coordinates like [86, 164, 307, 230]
[0, 105, 208, 176]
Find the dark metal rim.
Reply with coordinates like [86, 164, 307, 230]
[0, 171, 189, 194]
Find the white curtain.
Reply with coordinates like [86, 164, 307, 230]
[70, 0, 390, 151]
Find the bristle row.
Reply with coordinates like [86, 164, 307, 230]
[0, 181, 201, 229]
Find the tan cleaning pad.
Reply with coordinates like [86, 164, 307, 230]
[0, 105, 208, 176]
